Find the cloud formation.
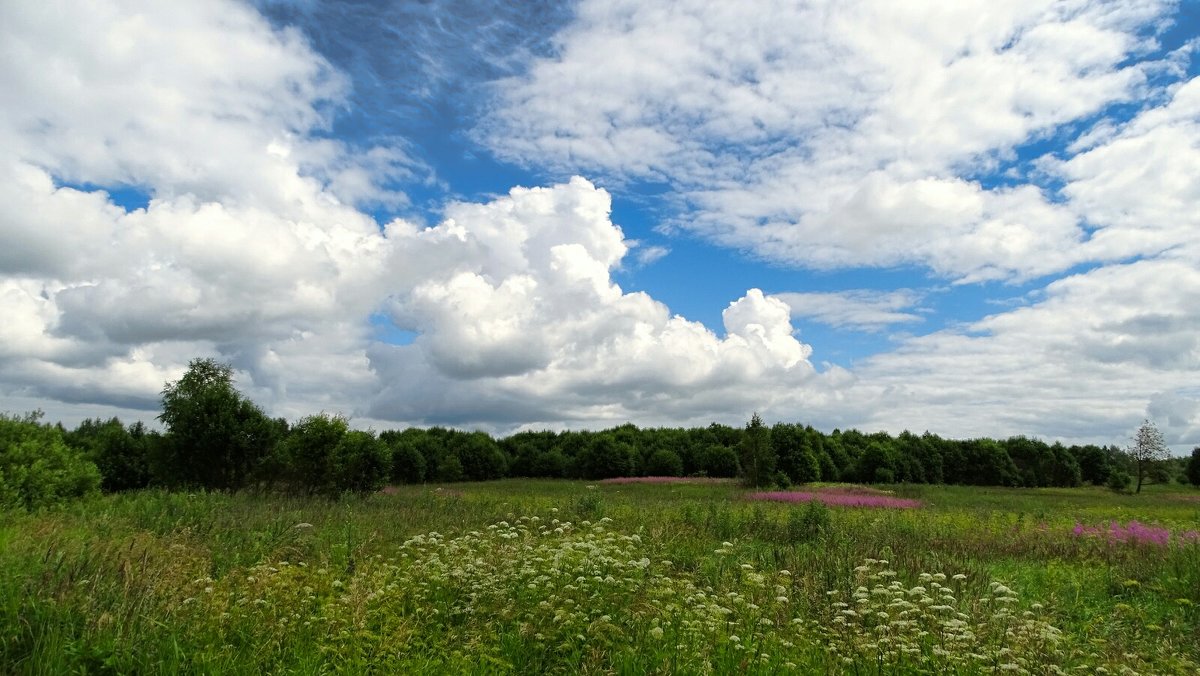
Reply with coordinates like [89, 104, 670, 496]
[776, 290, 926, 332]
[481, 0, 1181, 282]
[1, 0, 1197, 452]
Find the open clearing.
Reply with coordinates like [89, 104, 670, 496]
[3, 480, 1198, 674]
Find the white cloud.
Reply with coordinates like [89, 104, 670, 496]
[2, 0, 1199, 454]
[480, 0, 1179, 282]
[630, 243, 670, 267]
[369, 178, 819, 427]
[845, 256, 1200, 448]
[776, 290, 925, 332]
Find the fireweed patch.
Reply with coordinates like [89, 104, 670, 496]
[1071, 520, 1200, 547]
[599, 476, 736, 485]
[748, 490, 923, 509]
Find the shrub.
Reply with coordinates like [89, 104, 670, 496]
[644, 448, 684, 477]
[1107, 469, 1133, 493]
[0, 412, 101, 510]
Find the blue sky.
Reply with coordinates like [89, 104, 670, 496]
[2, 0, 1200, 449]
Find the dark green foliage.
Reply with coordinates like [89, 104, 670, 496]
[772, 422, 819, 484]
[380, 429, 427, 484]
[698, 444, 739, 478]
[529, 449, 569, 478]
[644, 448, 684, 476]
[1107, 469, 1133, 493]
[273, 414, 390, 496]
[738, 413, 775, 487]
[433, 452, 465, 482]
[960, 439, 1021, 487]
[855, 440, 898, 484]
[0, 411, 101, 510]
[157, 359, 282, 490]
[332, 430, 390, 494]
[576, 436, 635, 479]
[1074, 444, 1113, 485]
[66, 418, 154, 492]
[448, 432, 508, 481]
[1187, 447, 1200, 487]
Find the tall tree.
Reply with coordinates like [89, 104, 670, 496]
[738, 413, 775, 487]
[1186, 447, 1200, 488]
[1128, 419, 1169, 494]
[157, 358, 281, 490]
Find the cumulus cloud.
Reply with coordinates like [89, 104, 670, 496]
[480, 0, 1179, 282]
[369, 178, 818, 427]
[776, 290, 926, 332]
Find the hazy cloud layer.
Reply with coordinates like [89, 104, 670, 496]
[776, 290, 926, 332]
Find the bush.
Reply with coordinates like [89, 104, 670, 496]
[1107, 469, 1133, 493]
[644, 449, 684, 477]
[0, 412, 101, 510]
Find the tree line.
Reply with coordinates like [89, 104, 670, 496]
[3, 358, 1199, 508]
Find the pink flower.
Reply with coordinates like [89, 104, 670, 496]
[747, 490, 922, 509]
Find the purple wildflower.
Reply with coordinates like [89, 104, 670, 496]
[599, 476, 735, 485]
[747, 490, 922, 509]
[1071, 520, 1192, 547]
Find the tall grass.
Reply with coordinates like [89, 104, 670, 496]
[1, 481, 1198, 673]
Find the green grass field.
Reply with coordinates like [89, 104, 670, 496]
[2, 480, 1198, 674]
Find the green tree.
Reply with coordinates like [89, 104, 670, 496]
[1187, 447, 1200, 487]
[738, 413, 775, 487]
[66, 417, 153, 492]
[380, 429, 427, 484]
[157, 358, 281, 490]
[644, 448, 684, 477]
[576, 435, 635, 480]
[771, 423, 819, 484]
[1128, 419, 1169, 494]
[277, 413, 348, 495]
[0, 412, 101, 510]
[699, 444, 739, 478]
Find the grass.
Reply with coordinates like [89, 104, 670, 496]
[1, 480, 1198, 674]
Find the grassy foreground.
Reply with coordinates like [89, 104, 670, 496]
[2, 480, 1198, 674]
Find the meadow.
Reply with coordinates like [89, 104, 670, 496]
[2, 480, 1198, 674]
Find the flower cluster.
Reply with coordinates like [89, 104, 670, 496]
[819, 559, 1067, 674]
[1071, 520, 1200, 547]
[599, 476, 734, 485]
[748, 490, 922, 509]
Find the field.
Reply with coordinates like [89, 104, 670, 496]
[2, 480, 1199, 674]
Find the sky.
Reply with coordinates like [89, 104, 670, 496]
[2, 0, 1199, 450]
